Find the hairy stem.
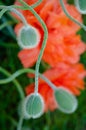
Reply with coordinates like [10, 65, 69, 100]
[0, 6, 28, 26]
[0, 67, 25, 99]
[17, 115, 24, 130]
[18, 0, 48, 93]
[31, 0, 42, 8]
[59, 0, 86, 31]
[0, 68, 56, 90]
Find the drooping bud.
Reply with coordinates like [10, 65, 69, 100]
[17, 25, 40, 49]
[54, 87, 78, 114]
[75, 0, 86, 14]
[21, 93, 44, 119]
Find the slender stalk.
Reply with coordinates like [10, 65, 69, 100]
[0, 68, 56, 90]
[0, 3, 48, 94]
[18, 0, 48, 94]
[10, 7, 28, 26]
[17, 116, 24, 130]
[31, 0, 42, 8]
[0, 8, 8, 18]
[0, 0, 42, 9]
[0, 67, 25, 99]
[0, 6, 28, 26]
[59, 0, 86, 31]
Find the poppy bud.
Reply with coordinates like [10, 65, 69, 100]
[54, 87, 78, 114]
[75, 0, 86, 14]
[17, 25, 40, 49]
[21, 93, 44, 119]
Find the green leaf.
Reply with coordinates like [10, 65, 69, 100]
[54, 87, 78, 114]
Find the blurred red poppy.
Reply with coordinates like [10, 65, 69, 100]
[26, 63, 85, 111]
[14, 0, 85, 68]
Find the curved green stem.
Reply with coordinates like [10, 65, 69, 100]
[18, 0, 42, 8]
[0, 67, 25, 99]
[30, 0, 42, 8]
[0, 68, 56, 90]
[18, 0, 48, 94]
[10, 7, 28, 26]
[0, 0, 42, 9]
[17, 115, 24, 130]
[0, 3, 48, 93]
[0, 8, 8, 18]
[59, 0, 86, 31]
[0, 6, 28, 26]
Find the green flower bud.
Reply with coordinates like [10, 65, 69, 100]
[17, 25, 40, 49]
[75, 0, 86, 14]
[54, 87, 78, 114]
[22, 93, 44, 119]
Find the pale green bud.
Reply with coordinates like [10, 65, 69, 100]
[17, 25, 40, 49]
[21, 93, 44, 119]
[75, 0, 86, 14]
[54, 87, 78, 114]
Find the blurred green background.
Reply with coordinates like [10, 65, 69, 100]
[0, 0, 86, 130]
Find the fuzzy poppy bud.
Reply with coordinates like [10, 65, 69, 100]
[75, 0, 86, 14]
[17, 25, 40, 49]
[21, 93, 44, 119]
[54, 87, 78, 114]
